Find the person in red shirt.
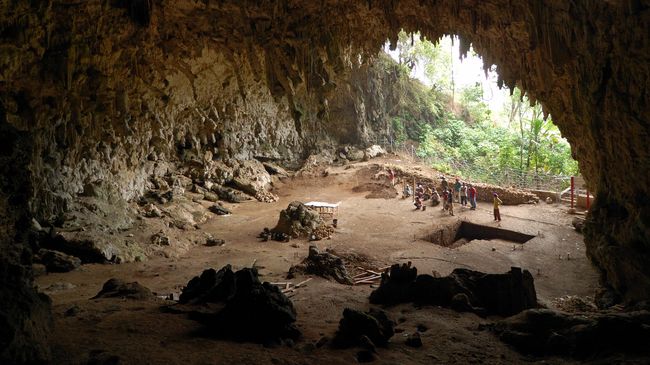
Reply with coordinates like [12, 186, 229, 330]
[468, 184, 477, 210]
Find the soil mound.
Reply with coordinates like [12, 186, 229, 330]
[369, 263, 537, 317]
[352, 182, 398, 199]
[92, 279, 153, 300]
[288, 245, 353, 285]
[176, 265, 300, 343]
[272, 201, 325, 238]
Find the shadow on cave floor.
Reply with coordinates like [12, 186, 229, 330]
[37, 158, 601, 365]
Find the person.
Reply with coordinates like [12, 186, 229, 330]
[460, 183, 468, 207]
[468, 184, 477, 210]
[431, 189, 441, 206]
[416, 183, 424, 196]
[403, 184, 412, 198]
[493, 192, 502, 221]
[388, 168, 395, 186]
[447, 189, 454, 216]
[414, 195, 423, 210]
[441, 176, 448, 192]
[454, 178, 462, 203]
[441, 189, 449, 211]
[424, 185, 433, 200]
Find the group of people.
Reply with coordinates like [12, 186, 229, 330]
[403, 176, 503, 221]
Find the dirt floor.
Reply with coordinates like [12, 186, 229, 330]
[37, 156, 600, 365]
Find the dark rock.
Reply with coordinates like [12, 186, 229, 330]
[179, 265, 236, 305]
[211, 185, 248, 203]
[86, 349, 121, 365]
[38, 249, 81, 273]
[262, 162, 289, 177]
[356, 350, 376, 363]
[332, 308, 395, 348]
[493, 309, 650, 358]
[370, 265, 537, 317]
[450, 293, 474, 313]
[202, 191, 220, 202]
[572, 217, 585, 233]
[205, 236, 225, 247]
[64, 305, 81, 317]
[208, 204, 231, 215]
[150, 231, 170, 246]
[368, 262, 418, 305]
[288, 245, 353, 285]
[177, 266, 300, 343]
[416, 324, 428, 332]
[32, 263, 47, 277]
[595, 286, 621, 309]
[92, 278, 153, 300]
[405, 332, 422, 348]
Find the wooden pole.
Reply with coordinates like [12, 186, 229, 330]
[570, 176, 575, 209]
[413, 177, 416, 202]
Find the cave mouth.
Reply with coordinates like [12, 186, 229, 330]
[427, 221, 535, 247]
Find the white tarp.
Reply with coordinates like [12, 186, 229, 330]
[304, 201, 341, 208]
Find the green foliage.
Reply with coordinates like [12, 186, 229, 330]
[382, 33, 579, 187]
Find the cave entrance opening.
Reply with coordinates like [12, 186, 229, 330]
[382, 32, 579, 191]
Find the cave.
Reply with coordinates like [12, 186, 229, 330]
[427, 221, 535, 247]
[1, 1, 649, 363]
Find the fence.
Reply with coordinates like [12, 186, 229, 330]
[369, 136, 572, 192]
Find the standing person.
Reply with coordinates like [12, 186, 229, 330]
[454, 178, 462, 203]
[388, 168, 395, 186]
[447, 189, 454, 216]
[468, 184, 477, 210]
[442, 189, 449, 210]
[493, 192, 502, 221]
[460, 183, 468, 207]
[441, 176, 448, 192]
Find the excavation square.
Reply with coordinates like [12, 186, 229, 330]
[427, 221, 535, 247]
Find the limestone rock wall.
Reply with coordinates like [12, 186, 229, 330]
[0, 5, 649, 362]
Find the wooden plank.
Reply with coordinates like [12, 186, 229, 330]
[295, 278, 313, 287]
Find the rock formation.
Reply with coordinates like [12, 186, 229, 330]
[1, 0, 649, 362]
[370, 263, 538, 317]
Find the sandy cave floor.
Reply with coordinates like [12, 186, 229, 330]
[36, 157, 600, 365]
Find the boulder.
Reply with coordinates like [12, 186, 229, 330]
[232, 160, 274, 201]
[332, 308, 395, 348]
[364, 145, 386, 159]
[209, 203, 231, 215]
[262, 162, 289, 177]
[151, 231, 171, 246]
[142, 203, 162, 218]
[572, 217, 585, 233]
[93, 278, 153, 300]
[211, 185, 250, 203]
[38, 249, 81, 273]
[205, 235, 225, 247]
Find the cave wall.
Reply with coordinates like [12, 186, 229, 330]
[1, 0, 649, 361]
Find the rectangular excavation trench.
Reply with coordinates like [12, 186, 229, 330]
[427, 221, 535, 248]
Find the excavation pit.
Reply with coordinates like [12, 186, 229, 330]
[427, 221, 535, 248]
